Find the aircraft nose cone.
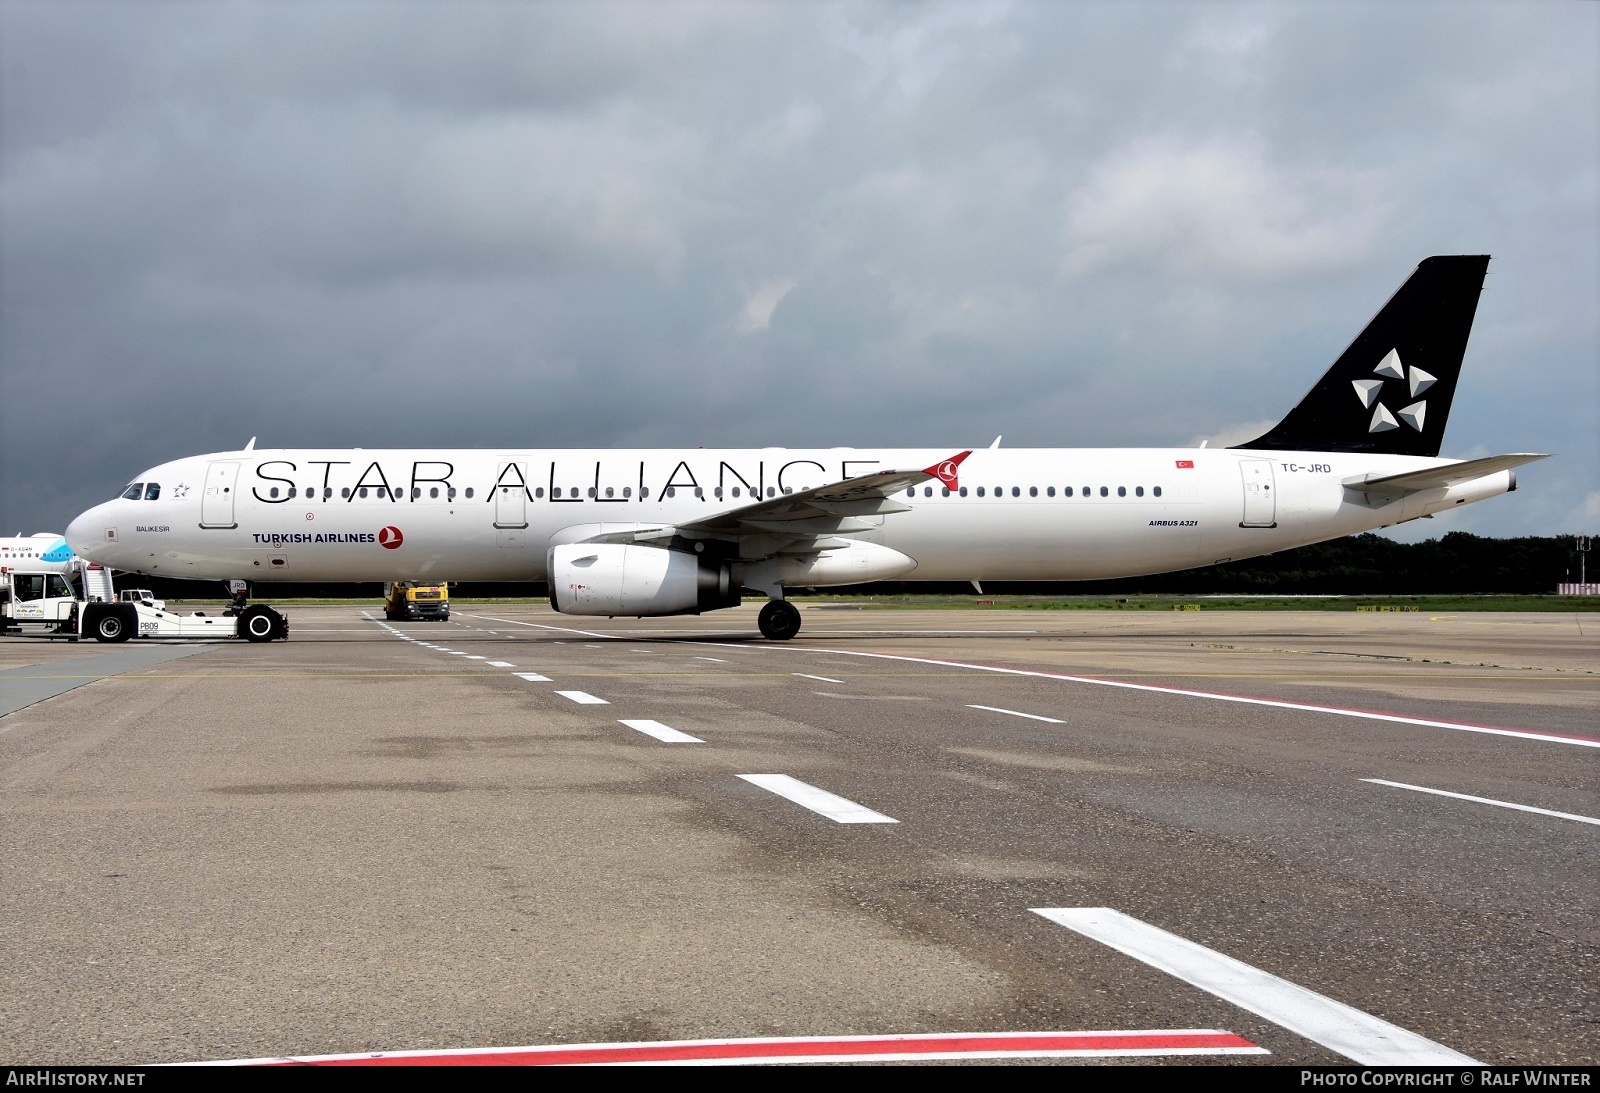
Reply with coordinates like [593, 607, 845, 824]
[65, 505, 109, 559]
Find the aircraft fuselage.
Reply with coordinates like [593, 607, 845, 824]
[64, 446, 1512, 587]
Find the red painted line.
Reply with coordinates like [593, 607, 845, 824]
[203, 1030, 1264, 1066]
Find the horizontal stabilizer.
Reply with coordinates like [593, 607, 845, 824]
[1342, 453, 1548, 495]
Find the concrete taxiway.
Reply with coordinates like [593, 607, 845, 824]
[1, 605, 1595, 1065]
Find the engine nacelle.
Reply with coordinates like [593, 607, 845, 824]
[548, 543, 741, 617]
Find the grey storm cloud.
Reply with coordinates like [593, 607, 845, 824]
[2, 0, 1596, 544]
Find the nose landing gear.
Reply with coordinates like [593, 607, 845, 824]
[757, 599, 802, 641]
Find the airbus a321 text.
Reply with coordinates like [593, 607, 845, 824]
[65, 256, 1546, 641]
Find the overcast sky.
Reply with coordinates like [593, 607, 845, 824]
[3, 1, 1595, 547]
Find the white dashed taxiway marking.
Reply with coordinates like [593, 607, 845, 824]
[794, 673, 845, 684]
[967, 704, 1064, 723]
[556, 690, 609, 705]
[487, 661, 515, 668]
[515, 673, 552, 683]
[1363, 779, 1600, 826]
[738, 774, 898, 824]
[619, 719, 703, 744]
[1032, 907, 1478, 1065]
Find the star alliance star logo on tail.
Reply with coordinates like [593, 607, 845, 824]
[1353, 348, 1435, 434]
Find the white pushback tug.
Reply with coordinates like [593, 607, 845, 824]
[1, 554, 285, 643]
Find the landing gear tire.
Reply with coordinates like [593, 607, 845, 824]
[758, 599, 802, 641]
[238, 605, 285, 643]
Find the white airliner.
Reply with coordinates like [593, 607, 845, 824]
[64, 256, 1546, 641]
[0, 533, 78, 573]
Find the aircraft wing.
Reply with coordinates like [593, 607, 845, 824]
[1342, 453, 1549, 495]
[573, 450, 972, 560]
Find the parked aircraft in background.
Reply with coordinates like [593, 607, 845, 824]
[64, 256, 1545, 641]
[0, 533, 78, 573]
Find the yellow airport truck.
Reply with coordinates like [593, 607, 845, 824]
[383, 582, 449, 621]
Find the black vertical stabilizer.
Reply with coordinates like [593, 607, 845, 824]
[1232, 255, 1490, 457]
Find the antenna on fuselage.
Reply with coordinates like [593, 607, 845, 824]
[243, 437, 257, 451]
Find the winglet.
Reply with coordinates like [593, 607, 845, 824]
[925, 450, 973, 491]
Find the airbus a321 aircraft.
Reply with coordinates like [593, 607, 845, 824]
[65, 256, 1545, 641]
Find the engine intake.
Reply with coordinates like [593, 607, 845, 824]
[548, 543, 741, 617]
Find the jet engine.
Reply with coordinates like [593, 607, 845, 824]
[547, 543, 741, 617]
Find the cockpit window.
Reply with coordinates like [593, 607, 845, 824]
[122, 483, 144, 500]
[144, 483, 160, 500]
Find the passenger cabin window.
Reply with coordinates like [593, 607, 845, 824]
[122, 484, 143, 500]
[270, 487, 280, 498]
[1099, 486, 1109, 497]
[1028, 487, 1037, 497]
[1153, 486, 1162, 497]
[1013, 487, 1021, 497]
[959, 487, 968, 497]
[1047, 487, 1056, 497]
[1118, 486, 1126, 497]
[465, 488, 474, 499]
[1135, 486, 1144, 497]
[976, 487, 985, 497]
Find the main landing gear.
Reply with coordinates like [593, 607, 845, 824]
[758, 599, 802, 641]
